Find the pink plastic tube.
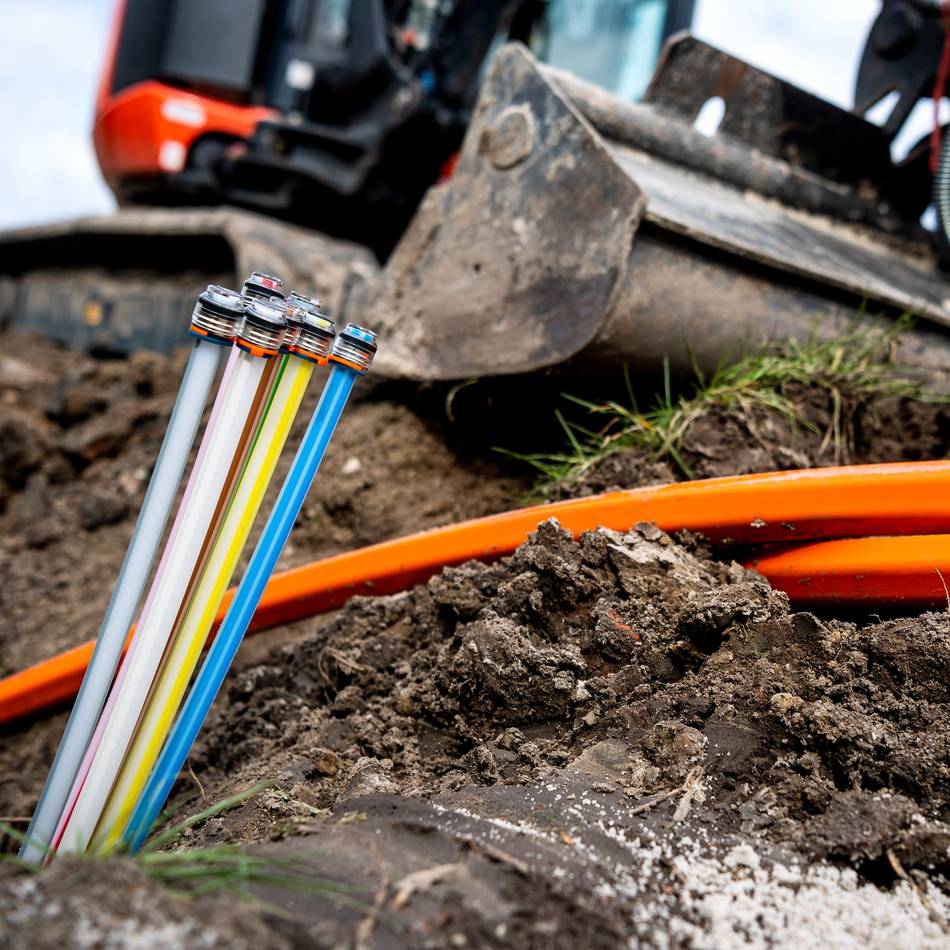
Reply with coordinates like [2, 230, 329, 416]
[48, 348, 240, 854]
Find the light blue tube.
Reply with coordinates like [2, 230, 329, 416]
[20, 340, 223, 864]
[124, 364, 359, 851]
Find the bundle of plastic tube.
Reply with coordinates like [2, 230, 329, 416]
[20, 273, 377, 862]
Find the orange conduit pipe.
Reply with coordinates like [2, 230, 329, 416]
[748, 534, 950, 607]
[2, 460, 949, 725]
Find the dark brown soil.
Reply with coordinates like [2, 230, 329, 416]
[0, 856, 289, 949]
[165, 521, 950, 866]
[1, 333, 949, 947]
[550, 383, 950, 499]
[0, 332, 526, 674]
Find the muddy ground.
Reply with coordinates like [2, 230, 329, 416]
[1, 332, 949, 948]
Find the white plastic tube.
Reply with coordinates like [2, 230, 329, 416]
[19, 339, 223, 864]
[46, 347, 242, 855]
[94, 356, 314, 850]
[57, 349, 268, 855]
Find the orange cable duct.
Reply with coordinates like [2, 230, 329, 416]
[2, 460, 949, 724]
[748, 534, 950, 607]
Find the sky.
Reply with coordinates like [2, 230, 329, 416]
[0, 0, 116, 230]
[0, 0, 914, 230]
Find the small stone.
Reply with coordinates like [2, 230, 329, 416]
[309, 748, 343, 777]
[770, 692, 805, 716]
[118, 467, 147, 496]
[341, 456, 362, 475]
[78, 490, 129, 531]
[343, 757, 398, 797]
[0, 410, 46, 488]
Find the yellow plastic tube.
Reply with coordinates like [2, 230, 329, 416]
[91, 355, 314, 851]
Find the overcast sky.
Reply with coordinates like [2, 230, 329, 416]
[0, 0, 903, 230]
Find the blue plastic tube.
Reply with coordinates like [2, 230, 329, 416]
[20, 339, 224, 864]
[124, 342, 372, 852]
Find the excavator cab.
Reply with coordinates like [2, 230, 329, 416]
[93, 0, 694, 255]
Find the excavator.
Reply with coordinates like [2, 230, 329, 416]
[2, 0, 950, 382]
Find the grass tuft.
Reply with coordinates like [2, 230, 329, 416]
[141, 781, 274, 852]
[3, 787, 361, 909]
[501, 317, 945, 497]
[138, 845, 359, 904]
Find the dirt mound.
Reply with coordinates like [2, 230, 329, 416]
[180, 521, 949, 876]
[551, 384, 950, 499]
[5, 520, 944, 948]
[4, 521, 948, 947]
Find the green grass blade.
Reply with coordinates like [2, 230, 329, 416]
[142, 782, 273, 853]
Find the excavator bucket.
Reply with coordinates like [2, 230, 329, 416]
[365, 39, 950, 382]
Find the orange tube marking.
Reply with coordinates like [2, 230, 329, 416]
[3, 461, 949, 724]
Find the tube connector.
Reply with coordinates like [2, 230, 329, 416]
[237, 300, 287, 358]
[281, 292, 318, 351]
[329, 324, 377, 373]
[242, 272, 285, 303]
[286, 293, 336, 364]
[189, 285, 246, 344]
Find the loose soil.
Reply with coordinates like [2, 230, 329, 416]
[1, 332, 948, 948]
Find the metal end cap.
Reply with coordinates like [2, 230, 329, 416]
[238, 299, 287, 356]
[330, 323, 377, 371]
[291, 303, 337, 363]
[289, 293, 334, 329]
[286, 291, 324, 316]
[191, 285, 246, 341]
[242, 271, 285, 302]
[281, 292, 318, 350]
